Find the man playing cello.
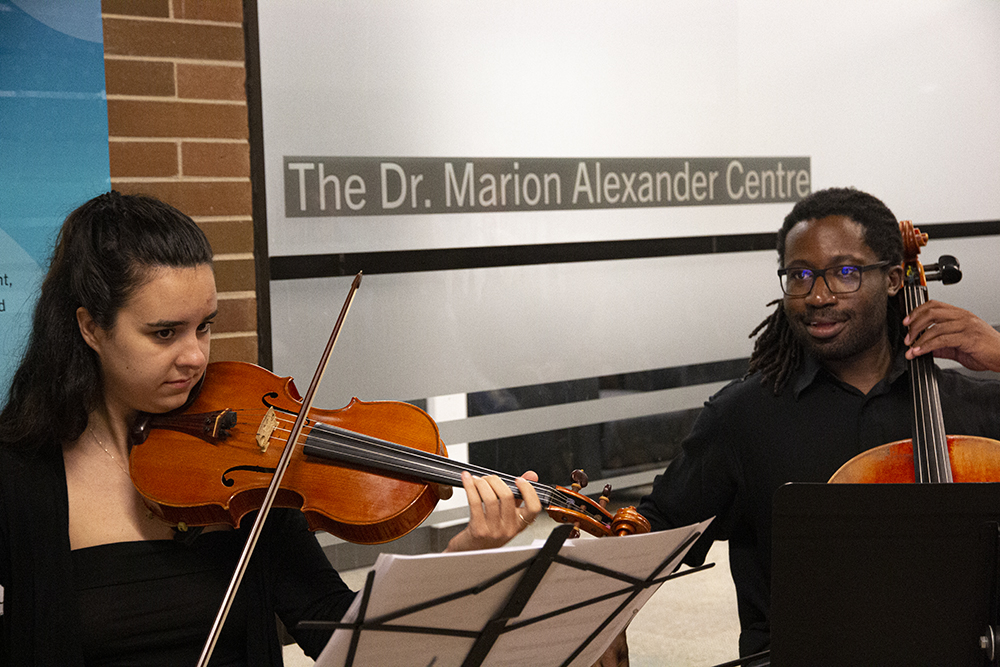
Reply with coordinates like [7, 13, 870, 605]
[636, 186, 1000, 661]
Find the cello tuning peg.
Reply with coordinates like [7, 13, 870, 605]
[938, 255, 962, 285]
[924, 254, 962, 285]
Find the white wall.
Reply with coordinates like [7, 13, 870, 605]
[256, 0, 1000, 494]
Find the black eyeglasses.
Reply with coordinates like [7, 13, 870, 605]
[777, 261, 891, 296]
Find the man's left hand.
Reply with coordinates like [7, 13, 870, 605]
[904, 299, 1000, 372]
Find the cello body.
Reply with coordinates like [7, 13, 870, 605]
[830, 435, 1000, 484]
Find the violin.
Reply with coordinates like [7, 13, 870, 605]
[128, 360, 651, 542]
[829, 220, 1000, 483]
[129, 272, 650, 667]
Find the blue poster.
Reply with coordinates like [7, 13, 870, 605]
[0, 0, 110, 387]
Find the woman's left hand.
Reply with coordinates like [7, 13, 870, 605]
[444, 470, 543, 552]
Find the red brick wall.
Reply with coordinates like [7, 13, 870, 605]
[102, 0, 258, 364]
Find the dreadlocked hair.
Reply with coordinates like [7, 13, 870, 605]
[746, 300, 802, 395]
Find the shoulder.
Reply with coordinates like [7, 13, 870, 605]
[0, 447, 54, 488]
[702, 374, 776, 413]
[676, 374, 779, 448]
[0, 447, 67, 529]
[0, 446, 68, 552]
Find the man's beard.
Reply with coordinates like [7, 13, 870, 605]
[788, 297, 891, 363]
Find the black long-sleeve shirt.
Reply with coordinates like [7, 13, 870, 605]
[638, 351, 1000, 656]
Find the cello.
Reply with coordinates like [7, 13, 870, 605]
[829, 220, 1000, 483]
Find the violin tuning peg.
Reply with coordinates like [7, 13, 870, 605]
[570, 469, 588, 491]
[599, 484, 612, 509]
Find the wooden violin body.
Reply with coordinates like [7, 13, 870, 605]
[130, 361, 446, 544]
[129, 361, 650, 544]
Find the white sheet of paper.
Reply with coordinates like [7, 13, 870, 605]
[315, 519, 713, 667]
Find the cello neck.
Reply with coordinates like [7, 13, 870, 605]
[901, 262, 952, 483]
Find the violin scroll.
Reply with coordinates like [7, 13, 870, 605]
[547, 470, 651, 538]
[610, 506, 653, 537]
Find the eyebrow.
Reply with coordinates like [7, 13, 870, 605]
[786, 255, 869, 268]
[146, 309, 219, 329]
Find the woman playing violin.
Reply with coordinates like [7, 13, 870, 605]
[0, 191, 542, 665]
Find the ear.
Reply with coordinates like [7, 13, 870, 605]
[76, 307, 103, 353]
[885, 264, 904, 297]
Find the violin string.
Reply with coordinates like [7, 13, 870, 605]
[295, 423, 572, 509]
[261, 417, 591, 514]
[225, 407, 604, 516]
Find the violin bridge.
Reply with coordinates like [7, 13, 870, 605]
[256, 407, 278, 452]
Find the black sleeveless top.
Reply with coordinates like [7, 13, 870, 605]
[1, 444, 356, 667]
[72, 532, 248, 666]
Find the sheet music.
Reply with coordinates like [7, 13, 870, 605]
[316, 519, 713, 667]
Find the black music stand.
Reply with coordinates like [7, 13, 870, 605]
[770, 483, 1000, 667]
[299, 520, 714, 667]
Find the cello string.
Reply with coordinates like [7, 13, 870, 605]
[905, 279, 930, 481]
[908, 281, 928, 481]
[907, 280, 934, 481]
[904, 278, 951, 482]
[916, 285, 951, 482]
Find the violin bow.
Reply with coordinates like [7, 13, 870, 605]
[196, 272, 363, 667]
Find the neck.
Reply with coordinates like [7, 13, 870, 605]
[86, 407, 132, 457]
[822, 337, 894, 395]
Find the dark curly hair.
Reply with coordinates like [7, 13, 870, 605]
[746, 187, 905, 394]
[0, 192, 214, 453]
